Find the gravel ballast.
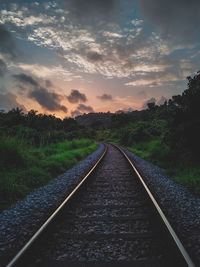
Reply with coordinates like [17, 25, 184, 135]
[13, 144, 186, 266]
[0, 143, 104, 264]
[0, 142, 200, 265]
[121, 146, 200, 265]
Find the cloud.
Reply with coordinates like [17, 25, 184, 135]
[29, 87, 67, 112]
[137, 90, 147, 99]
[13, 73, 39, 87]
[0, 92, 26, 112]
[103, 31, 123, 38]
[75, 29, 154, 78]
[142, 96, 168, 109]
[60, 29, 153, 79]
[77, 103, 94, 112]
[67, 89, 87, 104]
[71, 103, 94, 117]
[1, 0, 198, 114]
[97, 93, 113, 101]
[13, 72, 67, 113]
[156, 96, 168, 105]
[71, 109, 82, 117]
[87, 51, 104, 63]
[17, 63, 75, 81]
[125, 67, 181, 87]
[123, 107, 135, 112]
[45, 79, 53, 87]
[23, 18, 148, 78]
[4, 4, 172, 80]
[0, 59, 7, 77]
[61, 0, 118, 26]
[56, 47, 65, 58]
[0, 24, 18, 58]
[137, 0, 200, 43]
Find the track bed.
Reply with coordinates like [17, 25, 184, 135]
[12, 144, 189, 266]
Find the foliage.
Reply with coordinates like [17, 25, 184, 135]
[0, 137, 28, 170]
[0, 138, 97, 212]
[128, 139, 171, 167]
[164, 72, 200, 158]
[100, 71, 200, 195]
[0, 109, 94, 146]
[166, 167, 200, 195]
[107, 120, 168, 147]
[1, 70, 200, 208]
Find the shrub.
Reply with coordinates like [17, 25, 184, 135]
[0, 138, 97, 212]
[0, 137, 28, 170]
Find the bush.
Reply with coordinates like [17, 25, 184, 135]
[128, 139, 171, 168]
[0, 137, 28, 170]
[167, 167, 200, 195]
[0, 138, 97, 212]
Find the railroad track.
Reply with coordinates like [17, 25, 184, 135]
[7, 144, 195, 267]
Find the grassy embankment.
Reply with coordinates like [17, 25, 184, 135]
[128, 139, 200, 196]
[0, 138, 97, 212]
[97, 126, 200, 196]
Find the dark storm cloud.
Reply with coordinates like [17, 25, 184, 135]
[29, 87, 67, 112]
[0, 92, 26, 112]
[137, 0, 200, 43]
[71, 104, 94, 117]
[67, 89, 87, 104]
[0, 59, 7, 77]
[13, 73, 39, 87]
[71, 109, 82, 117]
[61, 0, 117, 25]
[77, 103, 94, 112]
[13, 72, 67, 112]
[0, 24, 18, 58]
[97, 93, 113, 101]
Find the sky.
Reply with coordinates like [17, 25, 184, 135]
[0, 0, 200, 118]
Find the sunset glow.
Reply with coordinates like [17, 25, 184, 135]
[0, 0, 200, 117]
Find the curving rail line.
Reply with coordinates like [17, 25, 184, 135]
[6, 143, 195, 267]
[6, 146, 107, 267]
[113, 144, 195, 267]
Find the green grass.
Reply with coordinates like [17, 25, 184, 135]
[127, 139, 200, 196]
[166, 167, 200, 195]
[0, 137, 97, 212]
[128, 140, 171, 168]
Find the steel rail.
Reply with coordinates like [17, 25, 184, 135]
[113, 143, 195, 267]
[6, 145, 107, 267]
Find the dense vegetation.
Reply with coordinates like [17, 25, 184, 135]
[0, 109, 95, 146]
[0, 138, 97, 212]
[99, 72, 200, 195]
[0, 111, 97, 211]
[1, 71, 200, 211]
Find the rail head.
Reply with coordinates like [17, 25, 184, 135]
[6, 144, 107, 267]
[112, 143, 195, 267]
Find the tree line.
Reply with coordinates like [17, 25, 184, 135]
[108, 71, 200, 162]
[0, 109, 95, 147]
[1, 71, 200, 162]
